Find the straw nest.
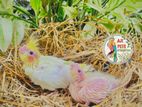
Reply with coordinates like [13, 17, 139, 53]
[0, 20, 142, 107]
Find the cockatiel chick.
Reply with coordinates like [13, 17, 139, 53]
[69, 63, 120, 105]
[19, 38, 93, 91]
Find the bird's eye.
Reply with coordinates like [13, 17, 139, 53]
[29, 51, 34, 55]
[78, 69, 81, 73]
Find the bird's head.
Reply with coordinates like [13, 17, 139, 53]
[70, 63, 85, 82]
[19, 37, 40, 66]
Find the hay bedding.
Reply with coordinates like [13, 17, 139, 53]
[0, 21, 142, 107]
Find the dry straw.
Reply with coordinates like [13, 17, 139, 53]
[0, 20, 142, 107]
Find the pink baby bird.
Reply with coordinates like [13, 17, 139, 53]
[69, 63, 120, 105]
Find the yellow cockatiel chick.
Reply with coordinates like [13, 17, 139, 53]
[19, 37, 94, 91]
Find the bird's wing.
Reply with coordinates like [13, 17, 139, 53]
[30, 66, 69, 90]
[23, 55, 73, 90]
[85, 71, 119, 87]
[79, 78, 113, 103]
[30, 56, 71, 90]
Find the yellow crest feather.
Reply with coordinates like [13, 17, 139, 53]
[27, 37, 39, 51]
